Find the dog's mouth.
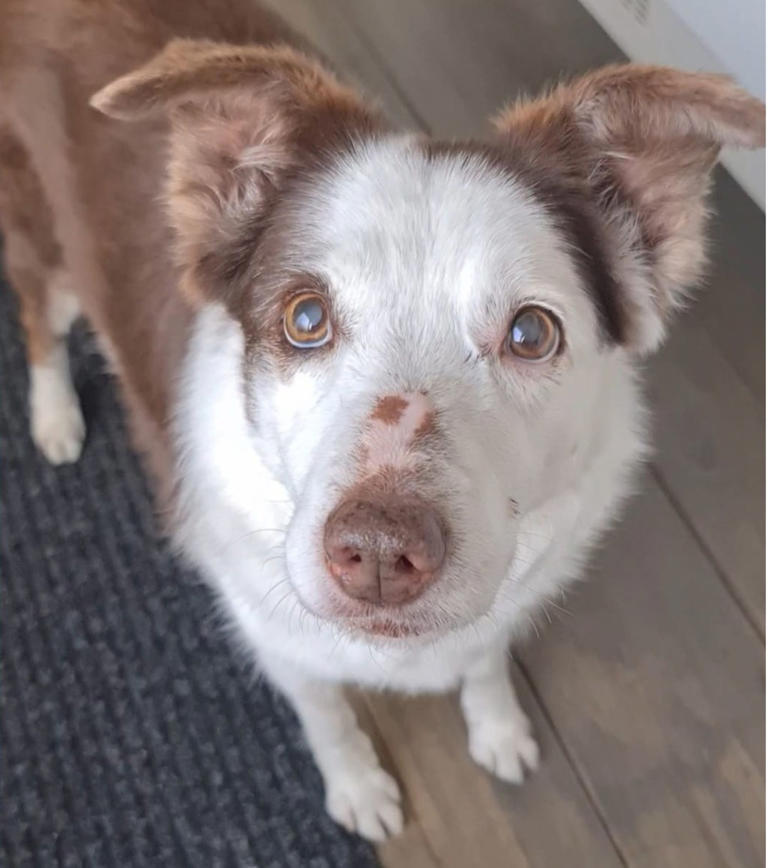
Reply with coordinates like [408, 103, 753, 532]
[286, 579, 439, 639]
[324, 602, 433, 639]
[294, 581, 472, 641]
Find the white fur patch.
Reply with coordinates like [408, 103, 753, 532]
[30, 343, 85, 465]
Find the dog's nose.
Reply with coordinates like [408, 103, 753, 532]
[324, 498, 446, 605]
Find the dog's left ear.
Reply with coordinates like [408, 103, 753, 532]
[91, 39, 384, 302]
[494, 64, 765, 353]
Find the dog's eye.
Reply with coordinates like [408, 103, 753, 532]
[283, 292, 332, 348]
[507, 307, 561, 362]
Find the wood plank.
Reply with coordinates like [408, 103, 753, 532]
[648, 323, 765, 634]
[519, 476, 764, 867]
[693, 169, 765, 402]
[352, 674, 624, 868]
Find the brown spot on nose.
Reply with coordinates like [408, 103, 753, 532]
[371, 395, 409, 425]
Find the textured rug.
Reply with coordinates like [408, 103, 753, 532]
[0, 276, 379, 868]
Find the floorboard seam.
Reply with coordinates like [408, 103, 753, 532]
[650, 464, 765, 644]
[514, 661, 630, 868]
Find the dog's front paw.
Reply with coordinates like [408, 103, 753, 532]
[30, 360, 85, 465]
[31, 391, 85, 465]
[326, 763, 403, 842]
[468, 714, 540, 784]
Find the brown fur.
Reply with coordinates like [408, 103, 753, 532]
[0, 127, 63, 363]
[91, 39, 385, 308]
[371, 396, 409, 425]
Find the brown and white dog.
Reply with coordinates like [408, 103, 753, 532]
[0, 0, 764, 841]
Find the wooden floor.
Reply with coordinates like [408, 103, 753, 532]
[264, 2, 765, 865]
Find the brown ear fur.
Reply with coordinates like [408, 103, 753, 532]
[494, 64, 765, 352]
[91, 40, 384, 303]
[90, 39, 367, 122]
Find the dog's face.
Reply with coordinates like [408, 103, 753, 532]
[240, 139, 617, 635]
[94, 42, 764, 639]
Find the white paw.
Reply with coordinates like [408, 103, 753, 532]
[326, 764, 403, 842]
[32, 398, 85, 464]
[30, 359, 85, 465]
[469, 716, 540, 784]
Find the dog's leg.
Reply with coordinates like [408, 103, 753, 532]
[9, 252, 84, 466]
[0, 128, 84, 464]
[460, 643, 540, 784]
[26, 280, 84, 465]
[263, 658, 403, 841]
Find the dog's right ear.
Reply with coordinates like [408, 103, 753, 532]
[91, 39, 384, 301]
[493, 65, 764, 353]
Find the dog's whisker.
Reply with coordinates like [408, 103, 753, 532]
[545, 599, 573, 617]
[527, 615, 541, 639]
[266, 588, 295, 623]
[515, 529, 556, 542]
[243, 528, 288, 537]
[260, 576, 290, 608]
[215, 527, 287, 559]
[366, 642, 389, 675]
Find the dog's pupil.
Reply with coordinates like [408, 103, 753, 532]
[512, 311, 544, 347]
[295, 299, 324, 333]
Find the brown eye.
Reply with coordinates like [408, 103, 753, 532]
[283, 292, 332, 348]
[507, 306, 561, 361]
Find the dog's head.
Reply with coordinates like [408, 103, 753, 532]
[94, 41, 764, 639]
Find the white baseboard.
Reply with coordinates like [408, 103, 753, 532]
[578, 0, 765, 209]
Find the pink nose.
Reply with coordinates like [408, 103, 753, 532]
[324, 497, 446, 605]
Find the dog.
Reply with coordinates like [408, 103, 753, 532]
[1, 0, 763, 842]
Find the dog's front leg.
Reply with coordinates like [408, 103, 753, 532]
[262, 657, 403, 841]
[460, 643, 540, 784]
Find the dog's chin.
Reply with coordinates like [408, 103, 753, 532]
[346, 618, 430, 641]
[290, 579, 482, 644]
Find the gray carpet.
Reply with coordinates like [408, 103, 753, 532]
[0, 275, 379, 868]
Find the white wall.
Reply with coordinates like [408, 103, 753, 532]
[665, 0, 765, 99]
[578, 0, 766, 209]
